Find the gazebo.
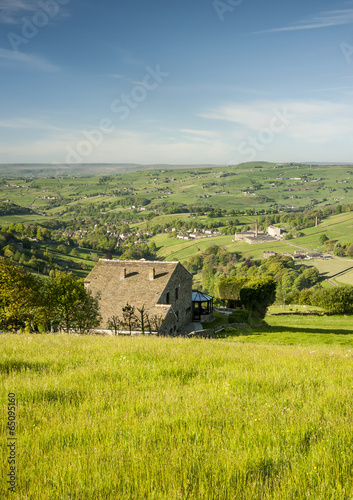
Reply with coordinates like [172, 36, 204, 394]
[192, 291, 213, 322]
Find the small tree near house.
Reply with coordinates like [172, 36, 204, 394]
[107, 315, 123, 335]
[122, 303, 137, 335]
[149, 313, 164, 336]
[136, 304, 148, 335]
[107, 304, 164, 335]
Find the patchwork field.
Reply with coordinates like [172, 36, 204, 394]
[2, 314, 353, 499]
[2, 163, 353, 226]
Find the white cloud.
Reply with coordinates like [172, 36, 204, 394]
[180, 129, 220, 138]
[199, 99, 353, 144]
[259, 8, 353, 33]
[0, 48, 60, 71]
[0, 128, 233, 165]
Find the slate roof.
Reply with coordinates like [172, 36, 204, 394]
[84, 259, 190, 328]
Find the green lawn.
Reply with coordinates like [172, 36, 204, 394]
[2, 325, 353, 499]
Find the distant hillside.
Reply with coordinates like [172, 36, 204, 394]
[0, 163, 223, 179]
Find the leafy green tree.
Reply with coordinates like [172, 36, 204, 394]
[302, 268, 319, 287]
[240, 277, 277, 319]
[57, 244, 69, 255]
[0, 258, 40, 331]
[214, 276, 247, 307]
[293, 274, 309, 291]
[346, 243, 353, 257]
[324, 239, 337, 252]
[319, 234, 329, 244]
[298, 288, 313, 305]
[43, 271, 101, 333]
[3, 245, 16, 259]
[311, 286, 353, 315]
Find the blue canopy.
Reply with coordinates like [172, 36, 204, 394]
[192, 291, 213, 302]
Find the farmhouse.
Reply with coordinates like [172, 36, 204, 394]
[84, 259, 193, 335]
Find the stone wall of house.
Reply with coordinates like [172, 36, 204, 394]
[157, 263, 193, 331]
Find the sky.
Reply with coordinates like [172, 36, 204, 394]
[0, 0, 353, 166]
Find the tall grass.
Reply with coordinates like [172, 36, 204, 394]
[1, 333, 353, 499]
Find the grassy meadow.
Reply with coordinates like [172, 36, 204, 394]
[2, 316, 353, 499]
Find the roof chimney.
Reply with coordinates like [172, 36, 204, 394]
[120, 268, 126, 280]
[149, 267, 155, 281]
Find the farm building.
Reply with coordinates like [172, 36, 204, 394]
[267, 225, 286, 238]
[263, 251, 277, 259]
[84, 259, 194, 335]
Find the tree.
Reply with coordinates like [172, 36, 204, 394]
[73, 292, 101, 334]
[57, 244, 69, 255]
[311, 286, 353, 315]
[240, 277, 277, 319]
[135, 304, 148, 334]
[214, 276, 247, 307]
[148, 313, 164, 335]
[122, 303, 136, 335]
[324, 239, 337, 252]
[346, 243, 353, 257]
[0, 258, 40, 331]
[298, 288, 313, 305]
[302, 267, 319, 287]
[319, 234, 329, 245]
[107, 315, 123, 335]
[43, 271, 101, 333]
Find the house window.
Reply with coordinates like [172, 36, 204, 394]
[175, 287, 179, 300]
[166, 292, 170, 304]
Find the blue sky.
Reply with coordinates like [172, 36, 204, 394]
[0, 0, 353, 165]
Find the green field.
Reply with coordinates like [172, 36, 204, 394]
[3, 163, 353, 286]
[2, 163, 353, 226]
[2, 314, 353, 499]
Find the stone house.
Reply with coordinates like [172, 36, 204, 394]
[267, 225, 285, 238]
[84, 259, 193, 335]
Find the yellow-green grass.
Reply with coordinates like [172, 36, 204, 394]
[227, 313, 353, 347]
[2, 332, 353, 499]
[154, 235, 294, 262]
[304, 258, 353, 281]
[336, 269, 353, 285]
[287, 212, 353, 251]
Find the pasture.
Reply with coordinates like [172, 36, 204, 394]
[2, 315, 353, 499]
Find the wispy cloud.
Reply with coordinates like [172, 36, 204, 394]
[108, 74, 126, 79]
[258, 8, 353, 33]
[0, 117, 67, 131]
[0, 0, 70, 24]
[199, 99, 353, 144]
[0, 48, 60, 71]
[0, 0, 38, 24]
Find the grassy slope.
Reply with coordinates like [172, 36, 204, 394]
[1, 328, 353, 499]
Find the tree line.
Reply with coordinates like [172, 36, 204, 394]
[0, 258, 100, 333]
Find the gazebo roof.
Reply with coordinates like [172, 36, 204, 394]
[192, 291, 213, 302]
